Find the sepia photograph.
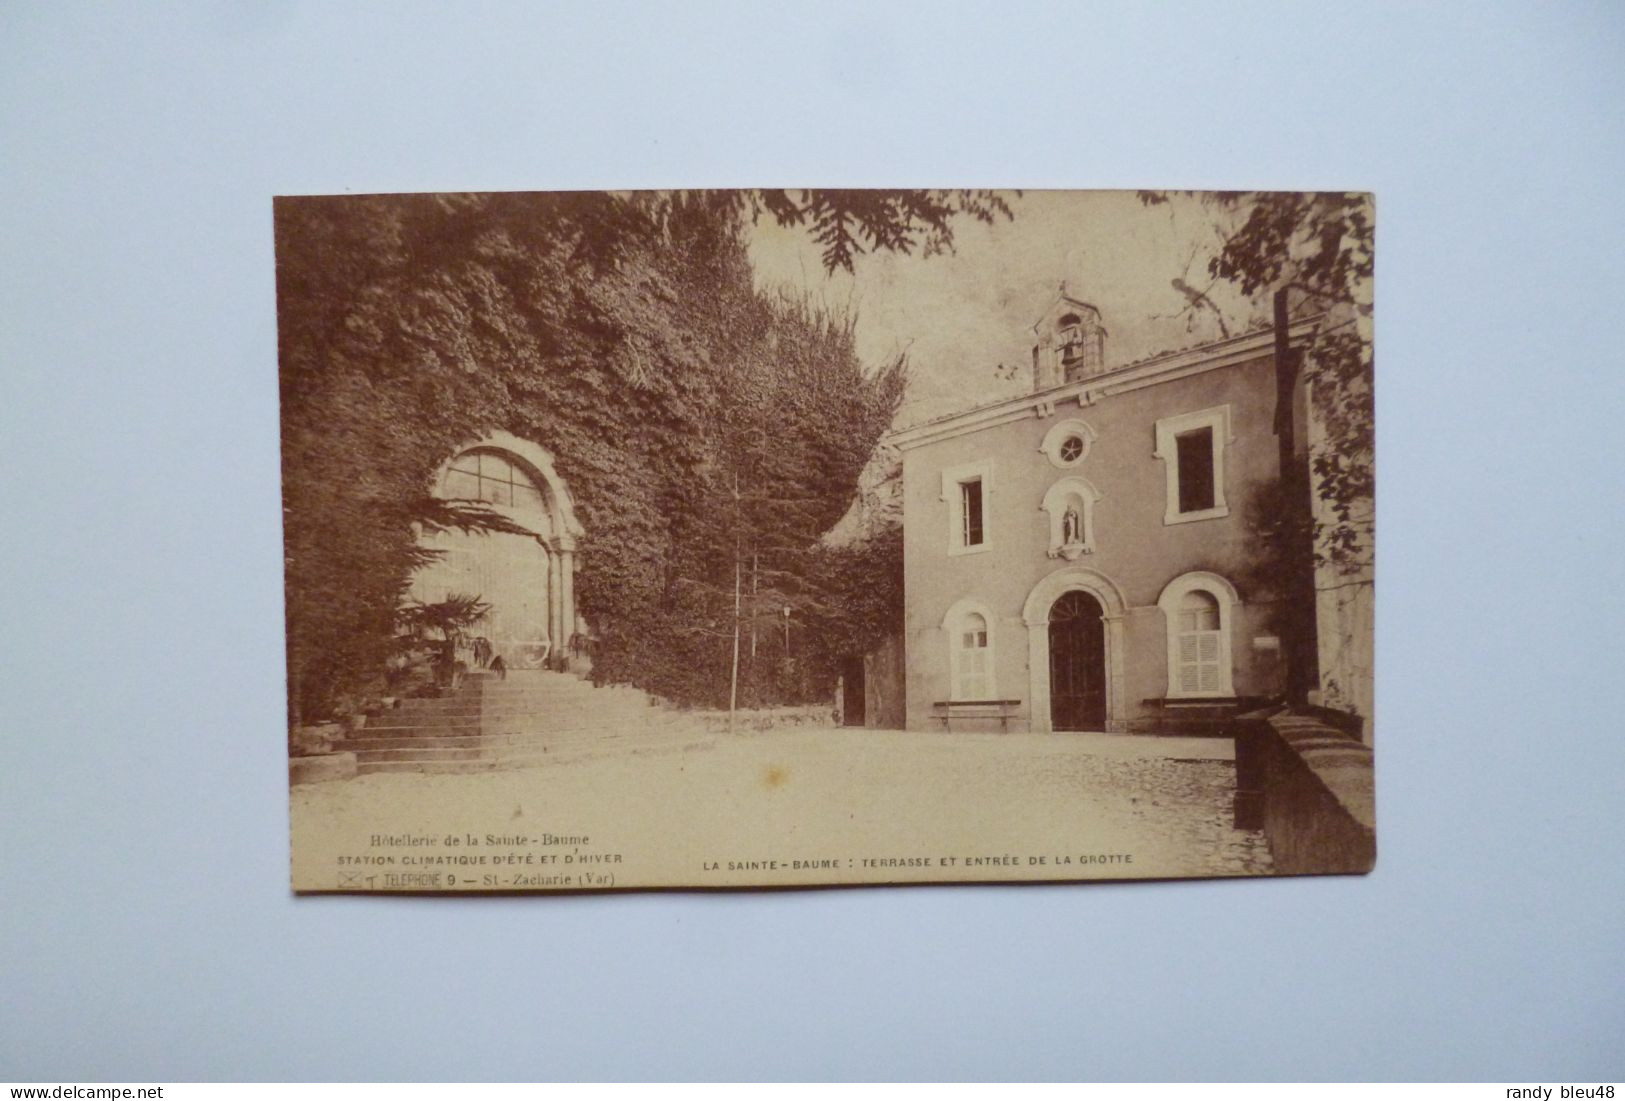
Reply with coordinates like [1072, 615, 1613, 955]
[280, 189, 1375, 891]
[10, 0, 1625, 1085]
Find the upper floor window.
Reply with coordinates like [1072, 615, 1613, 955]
[961, 478, 984, 547]
[940, 459, 994, 556]
[1154, 405, 1232, 525]
[1175, 427, 1216, 513]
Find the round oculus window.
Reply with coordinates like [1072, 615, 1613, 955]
[1040, 418, 1096, 468]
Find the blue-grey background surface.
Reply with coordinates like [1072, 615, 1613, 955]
[2, 0, 1622, 1082]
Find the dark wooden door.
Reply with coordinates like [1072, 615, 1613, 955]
[1049, 590, 1106, 731]
[841, 656, 867, 727]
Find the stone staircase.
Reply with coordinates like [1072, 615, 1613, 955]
[344, 670, 712, 774]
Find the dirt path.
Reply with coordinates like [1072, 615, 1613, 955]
[291, 728, 1272, 890]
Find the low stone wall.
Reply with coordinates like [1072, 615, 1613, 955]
[290, 751, 357, 785]
[289, 722, 359, 785]
[693, 706, 838, 733]
[1234, 710, 1375, 875]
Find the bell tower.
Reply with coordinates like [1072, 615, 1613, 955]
[1032, 286, 1107, 391]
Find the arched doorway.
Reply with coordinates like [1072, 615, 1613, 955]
[409, 432, 585, 670]
[1021, 566, 1127, 733]
[1048, 590, 1106, 730]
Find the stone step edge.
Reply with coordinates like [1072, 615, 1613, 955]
[349, 734, 705, 750]
[363, 706, 679, 721]
[368, 721, 666, 733]
[363, 716, 666, 731]
[349, 734, 707, 754]
[354, 743, 715, 773]
[354, 745, 704, 763]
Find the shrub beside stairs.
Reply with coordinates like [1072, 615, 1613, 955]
[344, 670, 713, 774]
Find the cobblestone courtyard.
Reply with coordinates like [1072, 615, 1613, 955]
[291, 728, 1272, 890]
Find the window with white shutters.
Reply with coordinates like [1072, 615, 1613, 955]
[1175, 591, 1223, 695]
[954, 613, 991, 699]
[1157, 572, 1238, 699]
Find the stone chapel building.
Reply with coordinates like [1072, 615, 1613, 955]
[886, 292, 1328, 734]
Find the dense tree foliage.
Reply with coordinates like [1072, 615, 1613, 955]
[1140, 191, 1375, 572]
[276, 191, 954, 723]
[747, 189, 1015, 274]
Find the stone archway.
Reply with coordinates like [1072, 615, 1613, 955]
[410, 431, 586, 668]
[1022, 566, 1128, 732]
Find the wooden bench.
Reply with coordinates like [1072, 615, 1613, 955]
[930, 699, 1022, 732]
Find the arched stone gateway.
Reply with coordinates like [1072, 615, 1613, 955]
[409, 431, 586, 670]
[1022, 566, 1128, 733]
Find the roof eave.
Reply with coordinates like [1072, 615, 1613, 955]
[886, 317, 1323, 453]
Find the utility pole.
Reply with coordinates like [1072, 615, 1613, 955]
[1272, 287, 1318, 708]
[729, 474, 741, 734]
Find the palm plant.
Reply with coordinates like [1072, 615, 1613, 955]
[397, 594, 491, 690]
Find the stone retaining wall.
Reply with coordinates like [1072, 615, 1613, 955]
[1235, 709, 1375, 875]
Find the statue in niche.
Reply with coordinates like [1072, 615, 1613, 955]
[1062, 505, 1082, 546]
[1052, 502, 1089, 560]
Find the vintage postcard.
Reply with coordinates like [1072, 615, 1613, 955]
[280, 189, 1374, 892]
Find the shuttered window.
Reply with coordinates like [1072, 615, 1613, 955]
[954, 613, 991, 699]
[1175, 591, 1223, 695]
